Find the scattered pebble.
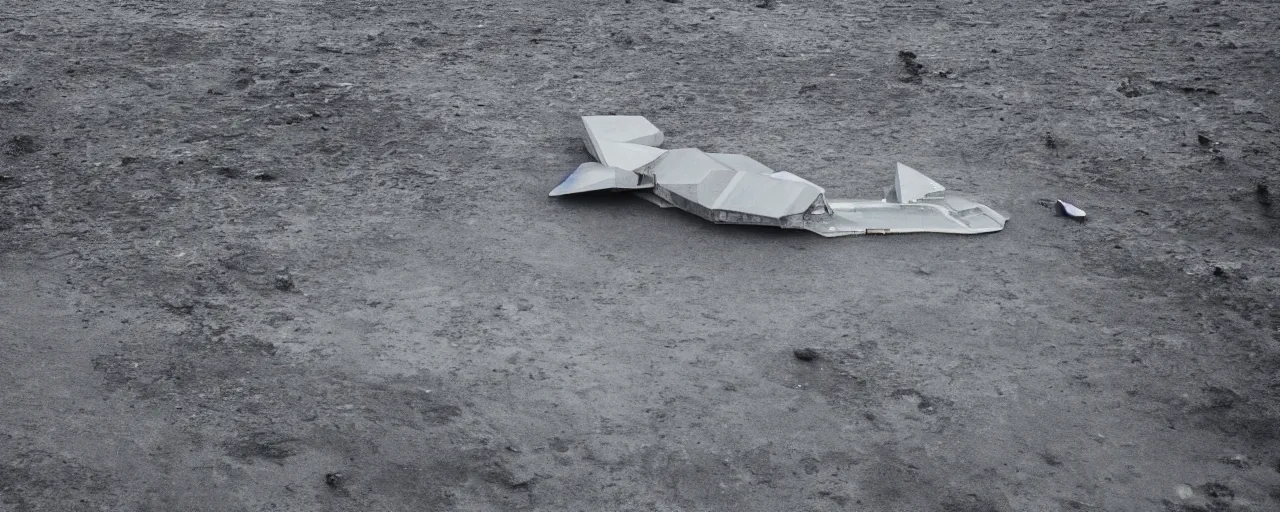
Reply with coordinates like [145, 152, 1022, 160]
[1218, 454, 1250, 469]
[793, 348, 819, 361]
[890, 388, 938, 414]
[1201, 482, 1234, 501]
[274, 272, 295, 292]
[1116, 75, 1151, 97]
[898, 51, 924, 83]
[215, 166, 242, 178]
[1043, 132, 1059, 149]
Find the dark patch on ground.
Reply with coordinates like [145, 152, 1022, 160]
[0, 451, 116, 511]
[225, 432, 299, 464]
[3, 135, 38, 156]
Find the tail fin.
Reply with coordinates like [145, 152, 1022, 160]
[891, 163, 946, 203]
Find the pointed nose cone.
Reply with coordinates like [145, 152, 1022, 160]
[548, 185, 569, 197]
[549, 174, 585, 196]
[549, 163, 615, 197]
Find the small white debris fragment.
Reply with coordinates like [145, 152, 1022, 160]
[1056, 199, 1087, 219]
[1175, 484, 1195, 500]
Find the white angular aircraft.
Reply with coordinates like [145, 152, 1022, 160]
[550, 116, 1008, 236]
